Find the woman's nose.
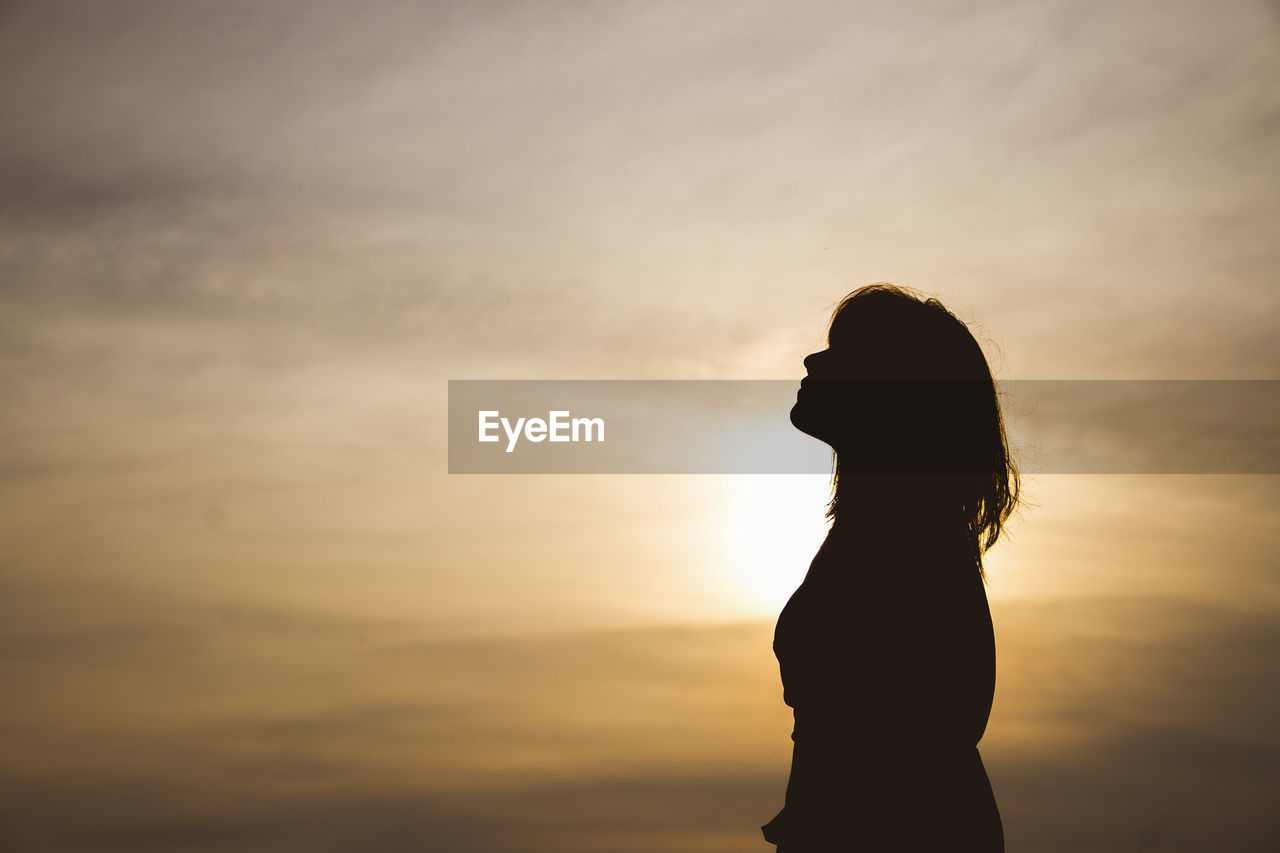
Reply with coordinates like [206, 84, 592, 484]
[803, 350, 825, 373]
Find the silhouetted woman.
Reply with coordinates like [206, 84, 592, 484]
[762, 284, 1018, 851]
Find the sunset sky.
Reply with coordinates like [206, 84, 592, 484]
[1, 1, 1278, 851]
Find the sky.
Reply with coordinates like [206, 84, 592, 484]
[1, 0, 1278, 850]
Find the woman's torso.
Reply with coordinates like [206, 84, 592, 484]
[764, 522, 1004, 849]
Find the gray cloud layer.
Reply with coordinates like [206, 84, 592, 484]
[2, 580, 1277, 851]
[2, 0, 1278, 381]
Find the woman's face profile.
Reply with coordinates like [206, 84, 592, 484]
[789, 345, 854, 448]
[787, 292, 927, 457]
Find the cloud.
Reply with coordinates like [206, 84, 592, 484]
[2, 0, 1277, 381]
[2, 572, 1278, 851]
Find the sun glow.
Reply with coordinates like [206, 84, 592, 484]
[719, 475, 833, 615]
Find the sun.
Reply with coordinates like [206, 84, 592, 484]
[718, 476, 833, 615]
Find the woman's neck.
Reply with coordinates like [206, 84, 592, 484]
[826, 490, 971, 558]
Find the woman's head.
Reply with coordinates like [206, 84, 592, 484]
[790, 283, 1019, 575]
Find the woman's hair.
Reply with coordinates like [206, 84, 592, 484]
[819, 283, 1019, 578]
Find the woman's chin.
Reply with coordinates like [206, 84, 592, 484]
[789, 402, 831, 444]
